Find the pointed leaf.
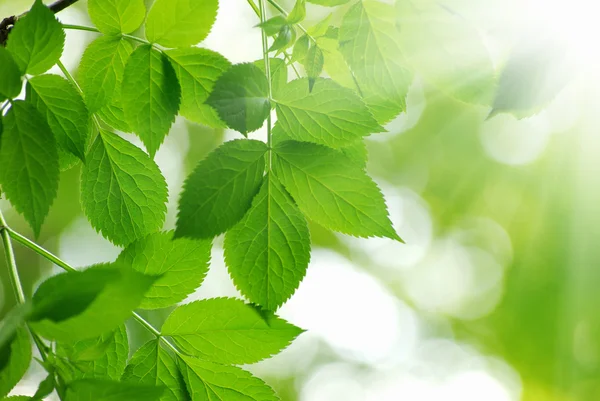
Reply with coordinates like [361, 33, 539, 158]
[268, 25, 294, 53]
[78, 36, 133, 113]
[27, 74, 90, 161]
[207, 63, 270, 135]
[0, 47, 22, 100]
[6, 0, 65, 75]
[122, 45, 181, 156]
[288, 0, 306, 24]
[65, 379, 164, 401]
[162, 298, 303, 364]
[339, 0, 412, 123]
[254, 58, 288, 98]
[179, 356, 278, 401]
[166, 48, 231, 128]
[80, 131, 168, 246]
[224, 174, 310, 310]
[275, 78, 383, 148]
[29, 264, 156, 342]
[257, 16, 287, 37]
[146, 0, 218, 48]
[122, 340, 188, 401]
[304, 44, 324, 91]
[0, 101, 58, 237]
[88, 0, 145, 34]
[273, 140, 400, 240]
[116, 231, 211, 309]
[175, 139, 267, 239]
[291, 35, 309, 63]
[0, 328, 31, 398]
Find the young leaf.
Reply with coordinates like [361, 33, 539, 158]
[166, 48, 231, 128]
[146, 0, 218, 48]
[88, 0, 146, 35]
[254, 58, 288, 98]
[122, 340, 188, 401]
[80, 131, 168, 246]
[257, 16, 287, 37]
[317, 37, 355, 89]
[57, 325, 128, 380]
[274, 78, 383, 148]
[206, 63, 271, 135]
[6, 0, 65, 75]
[224, 174, 311, 310]
[65, 379, 164, 401]
[122, 45, 180, 156]
[78, 36, 133, 113]
[179, 355, 278, 401]
[116, 231, 211, 309]
[0, 328, 31, 398]
[28, 264, 156, 342]
[307, 13, 333, 38]
[291, 35, 309, 63]
[0, 47, 22, 100]
[0, 101, 59, 237]
[26, 74, 90, 162]
[268, 25, 294, 53]
[339, 0, 412, 123]
[32, 373, 55, 400]
[304, 44, 324, 91]
[288, 0, 306, 24]
[175, 139, 267, 239]
[273, 140, 400, 240]
[162, 298, 303, 364]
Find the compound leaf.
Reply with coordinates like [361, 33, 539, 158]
[88, 0, 146, 35]
[6, 0, 65, 75]
[0, 328, 31, 398]
[78, 36, 133, 113]
[27, 74, 90, 161]
[166, 48, 231, 128]
[116, 231, 211, 309]
[0, 101, 58, 237]
[175, 139, 267, 239]
[122, 45, 180, 157]
[65, 379, 163, 401]
[224, 174, 310, 310]
[206, 63, 270, 135]
[339, 0, 412, 123]
[275, 78, 383, 148]
[122, 340, 188, 401]
[179, 356, 278, 401]
[0, 47, 22, 100]
[146, 0, 218, 48]
[162, 298, 303, 364]
[80, 131, 168, 246]
[273, 140, 400, 240]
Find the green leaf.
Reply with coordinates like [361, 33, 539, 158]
[162, 298, 303, 364]
[29, 264, 156, 342]
[340, 139, 367, 168]
[273, 140, 400, 240]
[175, 139, 267, 239]
[88, 0, 146, 34]
[0, 304, 32, 351]
[80, 131, 168, 246]
[146, 0, 218, 48]
[98, 99, 131, 133]
[32, 373, 55, 400]
[339, 0, 412, 123]
[257, 16, 287, 37]
[224, 174, 310, 310]
[206, 63, 270, 135]
[66, 379, 164, 401]
[78, 36, 133, 113]
[116, 231, 211, 309]
[0, 47, 22, 100]
[166, 48, 231, 128]
[57, 325, 128, 380]
[307, 13, 333, 37]
[0, 100, 59, 237]
[26, 74, 90, 161]
[6, 0, 65, 75]
[1, 397, 32, 400]
[122, 45, 181, 156]
[179, 355, 278, 401]
[317, 37, 355, 89]
[291, 35, 309, 63]
[254, 58, 288, 98]
[307, 0, 349, 6]
[274, 78, 383, 148]
[122, 340, 188, 401]
[0, 328, 31, 398]
[268, 25, 294, 54]
[288, 0, 306, 24]
[304, 44, 324, 91]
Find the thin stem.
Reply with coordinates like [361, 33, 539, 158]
[0, 210, 26, 304]
[283, 52, 301, 79]
[49, 0, 80, 14]
[1, 100, 9, 113]
[258, 0, 273, 150]
[246, 0, 261, 17]
[61, 24, 158, 47]
[266, 0, 314, 41]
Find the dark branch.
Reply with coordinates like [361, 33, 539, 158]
[0, 0, 80, 46]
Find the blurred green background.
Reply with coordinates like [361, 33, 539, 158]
[1, 0, 599, 400]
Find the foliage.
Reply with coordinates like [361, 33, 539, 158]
[0, 0, 560, 399]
